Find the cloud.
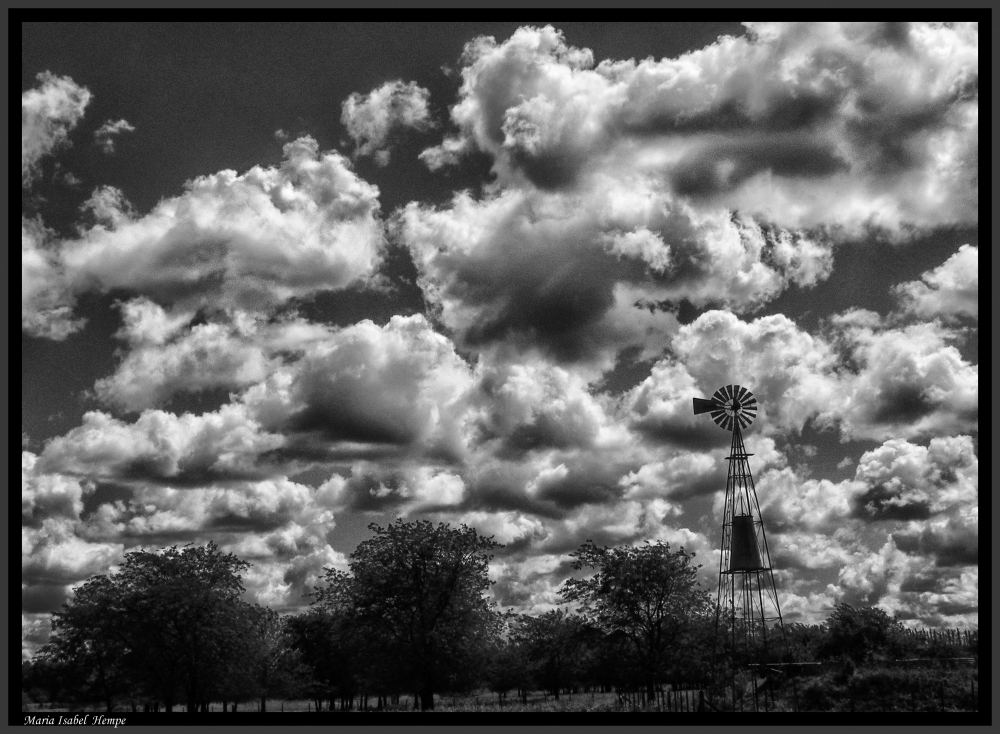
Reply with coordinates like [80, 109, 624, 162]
[619, 451, 727, 503]
[469, 359, 617, 459]
[93, 298, 349, 413]
[341, 80, 435, 165]
[53, 136, 383, 318]
[424, 23, 977, 235]
[629, 310, 842, 438]
[831, 320, 978, 441]
[758, 467, 866, 534]
[22, 613, 52, 659]
[37, 405, 286, 485]
[852, 435, 978, 568]
[22, 217, 84, 339]
[22, 71, 91, 186]
[895, 244, 978, 321]
[853, 435, 977, 518]
[94, 300, 278, 413]
[70, 477, 345, 612]
[22, 516, 123, 592]
[319, 463, 466, 514]
[23, 452, 93, 523]
[93, 118, 135, 154]
[242, 314, 475, 462]
[626, 308, 977, 444]
[397, 182, 832, 370]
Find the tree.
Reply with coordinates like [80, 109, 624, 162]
[483, 628, 530, 706]
[116, 542, 250, 712]
[46, 542, 251, 712]
[312, 519, 502, 710]
[238, 605, 305, 712]
[285, 608, 349, 711]
[818, 603, 904, 664]
[516, 610, 588, 699]
[561, 540, 712, 698]
[43, 575, 131, 711]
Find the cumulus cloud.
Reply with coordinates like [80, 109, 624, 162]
[626, 309, 977, 444]
[852, 435, 978, 571]
[49, 314, 477, 492]
[22, 217, 84, 339]
[51, 136, 383, 319]
[831, 319, 978, 441]
[23, 613, 52, 659]
[37, 405, 286, 485]
[319, 463, 466, 514]
[93, 118, 135, 154]
[470, 359, 620, 459]
[22, 71, 91, 186]
[242, 314, 475, 462]
[628, 311, 842, 439]
[424, 23, 977, 234]
[342, 80, 436, 165]
[895, 244, 978, 321]
[74, 477, 345, 611]
[22, 517, 123, 601]
[397, 182, 832, 369]
[754, 435, 979, 624]
[23, 452, 93, 523]
[95, 301, 277, 413]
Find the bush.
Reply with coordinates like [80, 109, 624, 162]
[798, 677, 841, 711]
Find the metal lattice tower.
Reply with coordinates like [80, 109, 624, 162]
[693, 385, 789, 712]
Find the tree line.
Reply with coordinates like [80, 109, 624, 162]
[22, 520, 978, 712]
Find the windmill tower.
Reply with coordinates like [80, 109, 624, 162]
[693, 385, 788, 712]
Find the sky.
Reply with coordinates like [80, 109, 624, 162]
[22, 22, 979, 659]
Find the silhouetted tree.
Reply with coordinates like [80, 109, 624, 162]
[285, 608, 349, 711]
[817, 603, 904, 664]
[312, 519, 501, 710]
[562, 540, 712, 697]
[44, 542, 251, 712]
[482, 613, 531, 705]
[42, 575, 131, 711]
[517, 610, 588, 699]
[239, 605, 305, 712]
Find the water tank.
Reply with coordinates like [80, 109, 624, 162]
[729, 515, 765, 572]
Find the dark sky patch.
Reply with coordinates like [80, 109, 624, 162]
[80, 482, 133, 518]
[22, 584, 72, 614]
[869, 383, 935, 424]
[671, 137, 847, 198]
[632, 417, 731, 451]
[853, 483, 932, 522]
[288, 402, 418, 446]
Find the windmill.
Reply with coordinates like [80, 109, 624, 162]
[693, 385, 788, 712]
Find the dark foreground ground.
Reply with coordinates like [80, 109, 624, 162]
[21, 665, 981, 719]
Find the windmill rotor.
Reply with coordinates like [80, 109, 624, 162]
[692, 384, 757, 431]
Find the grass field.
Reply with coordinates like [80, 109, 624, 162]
[22, 666, 979, 714]
[23, 690, 704, 713]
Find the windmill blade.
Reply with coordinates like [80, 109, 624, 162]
[693, 397, 717, 415]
